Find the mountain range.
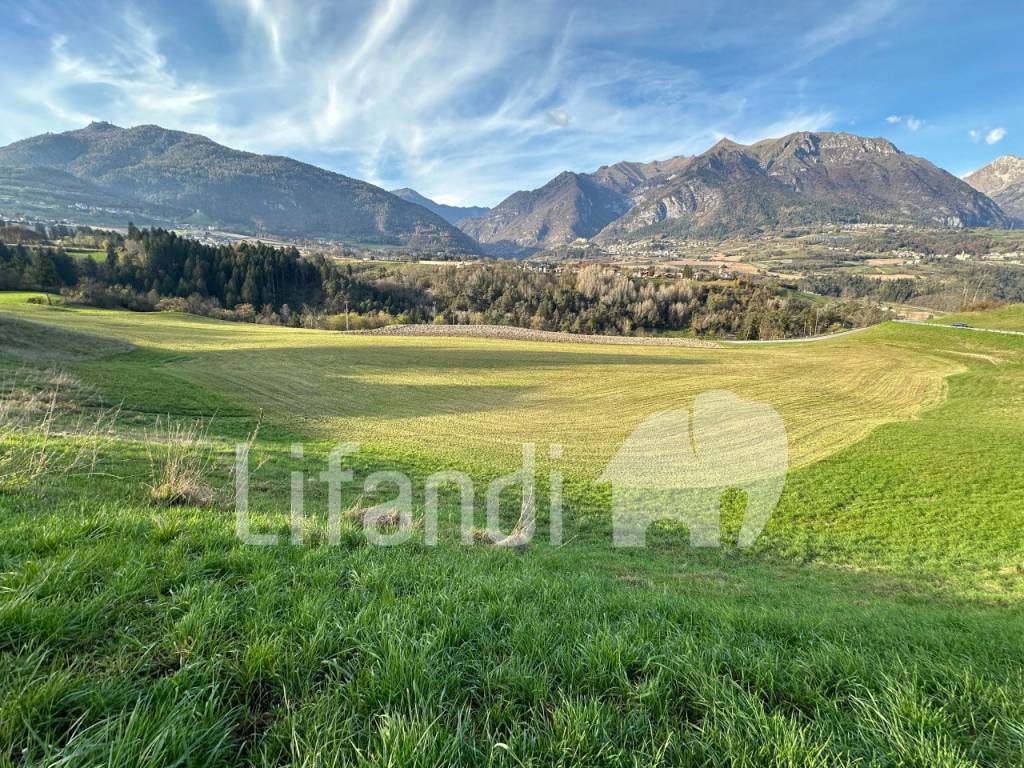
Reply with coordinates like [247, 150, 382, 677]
[389, 188, 489, 225]
[461, 132, 1012, 255]
[0, 123, 1018, 257]
[0, 122, 479, 253]
[964, 156, 1024, 223]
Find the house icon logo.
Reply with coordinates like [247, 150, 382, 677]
[601, 390, 789, 548]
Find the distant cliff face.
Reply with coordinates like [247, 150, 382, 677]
[0, 122, 480, 252]
[965, 156, 1024, 222]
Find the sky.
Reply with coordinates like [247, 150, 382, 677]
[0, 0, 1022, 206]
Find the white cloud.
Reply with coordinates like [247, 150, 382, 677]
[986, 127, 1007, 145]
[885, 114, 921, 130]
[969, 129, 980, 142]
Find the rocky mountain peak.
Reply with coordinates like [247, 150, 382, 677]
[964, 155, 1024, 195]
[82, 121, 122, 132]
[597, 130, 1010, 240]
[964, 155, 1024, 222]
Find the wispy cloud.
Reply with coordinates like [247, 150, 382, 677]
[12, 8, 217, 131]
[727, 111, 836, 144]
[0, 0, 929, 205]
[800, 0, 900, 57]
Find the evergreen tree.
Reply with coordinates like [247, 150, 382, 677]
[29, 250, 59, 289]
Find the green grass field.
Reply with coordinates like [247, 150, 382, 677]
[928, 304, 1024, 332]
[65, 248, 108, 262]
[1, 292, 1023, 766]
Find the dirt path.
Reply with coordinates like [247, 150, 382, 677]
[354, 323, 878, 348]
[354, 324, 723, 348]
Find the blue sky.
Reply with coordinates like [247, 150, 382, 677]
[1, 0, 1021, 206]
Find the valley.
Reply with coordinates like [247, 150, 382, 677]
[1, 294, 1023, 764]
[3, 2, 1024, 764]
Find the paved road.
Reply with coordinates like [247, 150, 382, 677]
[894, 320, 1024, 337]
[723, 325, 875, 345]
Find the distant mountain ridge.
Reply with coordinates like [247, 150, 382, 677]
[0, 122, 480, 253]
[462, 132, 1012, 255]
[1, 124, 1015, 258]
[459, 156, 689, 255]
[964, 156, 1024, 223]
[389, 188, 489, 225]
[599, 132, 1011, 240]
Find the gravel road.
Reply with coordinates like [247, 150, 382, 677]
[353, 324, 723, 348]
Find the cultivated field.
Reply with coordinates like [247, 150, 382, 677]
[1, 293, 1023, 766]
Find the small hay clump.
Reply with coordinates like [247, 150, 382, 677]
[146, 417, 215, 507]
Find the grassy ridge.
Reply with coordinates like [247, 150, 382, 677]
[928, 304, 1024, 332]
[1, 294, 1024, 765]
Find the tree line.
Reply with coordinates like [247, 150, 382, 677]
[1, 226, 887, 339]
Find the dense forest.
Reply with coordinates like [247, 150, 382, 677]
[0, 225, 892, 339]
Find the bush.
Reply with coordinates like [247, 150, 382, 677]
[61, 280, 156, 311]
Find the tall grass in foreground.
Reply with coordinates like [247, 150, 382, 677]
[0, 370, 119, 491]
[145, 416, 216, 507]
[1, 479, 1022, 767]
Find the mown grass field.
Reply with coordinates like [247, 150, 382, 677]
[0, 293, 962, 474]
[1, 292, 1023, 766]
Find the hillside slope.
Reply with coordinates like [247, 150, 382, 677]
[458, 157, 688, 255]
[458, 171, 632, 255]
[0, 122, 480, 252]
